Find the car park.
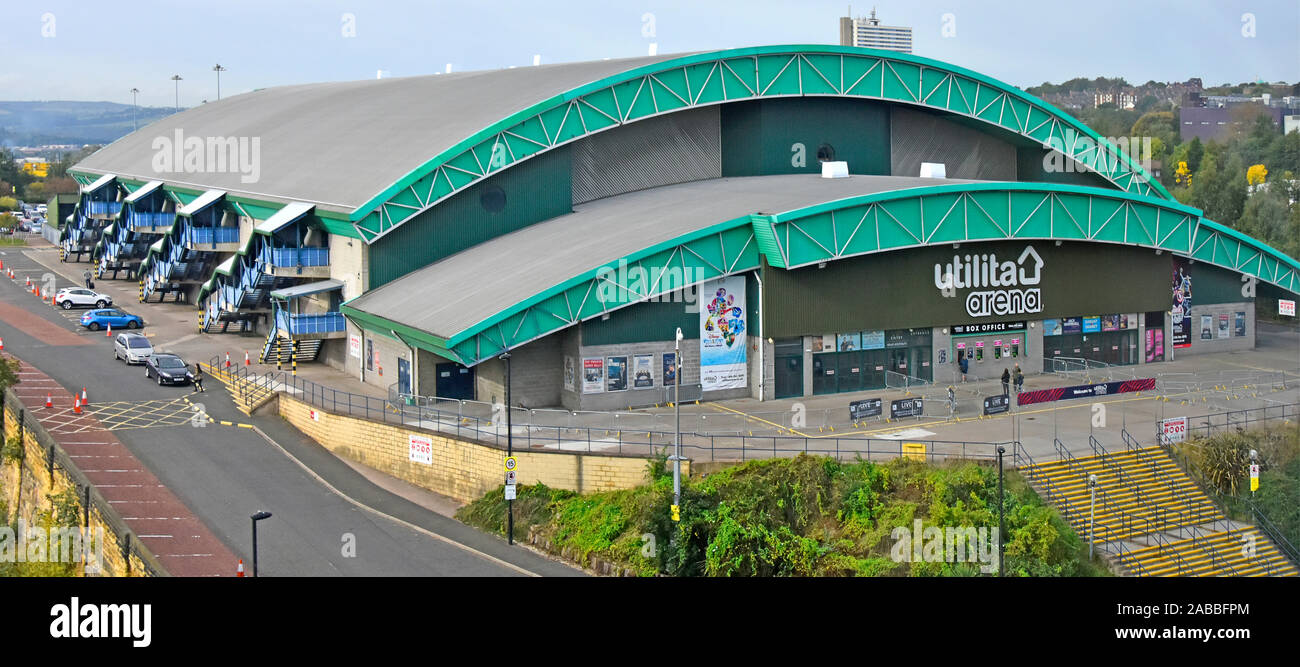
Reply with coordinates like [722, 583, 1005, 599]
[144, 353, 193, 386]
[55, 287, 113, 309]
[113, 332, 154, 364]
[80, 308, 143, 331]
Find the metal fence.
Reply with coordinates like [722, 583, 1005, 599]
[213, 362, 1006, 464]
[2, 389, 167, 577]
[1180, 402, 1300, 438]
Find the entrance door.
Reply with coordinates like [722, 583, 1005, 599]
[397, 357, 411, 396]
[435, 362, 475, 400]
[774, 338, 803, 399]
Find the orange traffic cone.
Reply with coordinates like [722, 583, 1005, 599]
[25, 276, 30, 288]
[236, 559, 245, 577]
[225, 352, 231, 369]
[0, 337, 4, 350]
[81, 387, 89, 406]
[106, 323, 112, 337]
[244, 351, 250, 366]
[74, 396, 82, 414]
[45, 393, 52, 408]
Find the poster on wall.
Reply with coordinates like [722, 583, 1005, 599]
[582, 358, 604, 394]
[1217, 314, 1229, 339]
[1200, 315, 1212, 340]
[836, 332, 861, 351]
[563, 356, 576, 392]
[1043, 319, 1062, 337]
[1234, 312, 1246, 337]
[349, 334, 362, 359]
[1082, 316, 1101, 333]
[699, 276, 747, 391]
[409, 434, 433, 465]
[633, 354, 654, 388]
[1062, 317, 1083, 334]
[862, 330, 885, 349]
[1171, 257, 1192, 348]
[662, 353, 678, 386]
[606, 356, 628, 391]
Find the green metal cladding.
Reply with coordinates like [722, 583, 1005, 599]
[358, 182, 1299, 367]
[351, 45, 1173, 242]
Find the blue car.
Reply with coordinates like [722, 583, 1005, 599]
[80, 308, 144, 331]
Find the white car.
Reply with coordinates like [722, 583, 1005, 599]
[113, 333, 154, 364]
[55, 287, 112, 310]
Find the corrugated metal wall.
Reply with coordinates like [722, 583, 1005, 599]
[367, 146, 573, 288]
[890, 106, 1016, 180]
[721, 98, 891, 177]
[571, 106, 720, 205]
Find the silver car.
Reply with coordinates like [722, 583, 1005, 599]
[113, 333, 154, 364]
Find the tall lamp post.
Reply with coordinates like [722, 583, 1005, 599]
[1087, 473, 1098, 560]
[996, 445, 1005, 577]
[250, 510, 272, 577]
[671, 327, 683, 521]
[501, 351, 513, 545]
[170, 75, 183, 112]
[212, 64, 227, 100]
[129, 88, 139, 131]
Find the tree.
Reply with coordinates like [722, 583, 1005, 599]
[0, 196, 18, 211]
[1131, 111, 1178, 149]
[1247, 164, 1268, 187]
[0, 212, 18, 231]
[1186, 137, 1205, 173]
[1237, 185, 1289, 248]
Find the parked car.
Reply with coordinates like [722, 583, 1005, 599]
[80, 308, 143, 331]
[144, 353, 192, 386]
[113, 332, 154, 364]
[55, 287, 112, 309]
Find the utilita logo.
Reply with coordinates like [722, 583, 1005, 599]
[934, 246, 1044, 318]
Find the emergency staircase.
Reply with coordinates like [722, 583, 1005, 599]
[260, 335, 323, 365]
[1018, 437, 1298, 577]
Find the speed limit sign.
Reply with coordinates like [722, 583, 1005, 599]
[504, 456, 517, 472]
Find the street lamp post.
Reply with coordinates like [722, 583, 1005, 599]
[1088, 474, 1098, 560]
[129, 88, 139, 131]
[996, 445, 1005, 577]
[250, 510, 272, 577]
[170, 75, 183, 112]
[501, 351, 513, 545]
[672, 328, 683, 518]
[213, 64, 227, 100]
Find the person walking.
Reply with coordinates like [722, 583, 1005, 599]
[191, 364, 205, 393]
[1012, 364, 1024, 395]
[1001, 367, 1011, 396]
[958, 353, 969, 383]
[82, 269, 93, 289]
[947, 385, 957, 418]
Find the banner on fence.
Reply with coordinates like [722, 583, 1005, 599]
[1016, 378, 1156, 406]
[890, 397, 924, 419]
[1160, 416, 1187, 444]
[983, 394, 1010, 416]
[849, 397, 882, 421]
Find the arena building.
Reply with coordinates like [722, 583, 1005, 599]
[63, 45, 1300, 411]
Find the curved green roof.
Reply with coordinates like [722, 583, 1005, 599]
[342, 179, 1296, 367]
[352, 44, 1172, 242]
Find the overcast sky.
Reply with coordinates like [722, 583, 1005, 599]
[2, 0, 1297, 106]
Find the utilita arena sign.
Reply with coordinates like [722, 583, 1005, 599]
[934, 246, 1044, 318]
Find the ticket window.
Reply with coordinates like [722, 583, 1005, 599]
[993, 345, 1002, 360]
[1011, 343, 1019, 358]
[975, 346, 984, 362]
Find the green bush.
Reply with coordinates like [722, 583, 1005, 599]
[457, 453, 1106, 577]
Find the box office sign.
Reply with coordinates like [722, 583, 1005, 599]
[951, 321, 1026, 335]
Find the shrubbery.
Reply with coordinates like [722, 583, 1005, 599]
[457, 453, 1108, 577]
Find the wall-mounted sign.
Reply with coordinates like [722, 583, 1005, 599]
[1281, 299, 1296, 317]
[1217, 314, 1229, 339]
[950, 321, 1026, 335]
[1171, 257, 1192, 348]
[409, 434, 433, 465]
[632, 354, 654, 388]
[662, 353, 678, 386]
[582, 358, 604, 394]
[1200, 315, 1212, 340]
[563, 356, 576, 392]
[934, 245, 1044, 317]
[607, 355, 629, 392]
[348, 334, 362, 359]
[1082, 316, 1101, 333]
[699, 276, 747, 391]
[1234, 312, 1246, 337]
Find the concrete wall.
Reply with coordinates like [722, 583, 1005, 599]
[1175, 302, 1256, 357]
[2, 401, 152, 577]
[278, 394, 670, 503]
[329, 232, 368, 301]
[476, 333, 564, 408]
[568, 334, 751, 410]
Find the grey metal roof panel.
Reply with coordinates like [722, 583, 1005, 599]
[73, 53, 690, 213]
[123, 180, 163, 203]
[347, 174, 972, 339]
[271, 279, 344, 300]
[178, 190, 226, 217]
[81, 173, 116, 195]
[255, 201, 314, 235]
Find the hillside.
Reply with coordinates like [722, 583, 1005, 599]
[0, 101, 178, 146]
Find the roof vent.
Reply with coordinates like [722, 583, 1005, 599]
[920, 162, 947, 178]
[820, 161, 849, 179]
